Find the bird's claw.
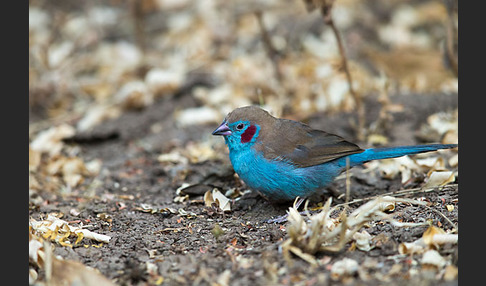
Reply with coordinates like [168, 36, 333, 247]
[265, 214, 289, 224]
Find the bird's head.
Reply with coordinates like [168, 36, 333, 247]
[212, 106, 274, 150]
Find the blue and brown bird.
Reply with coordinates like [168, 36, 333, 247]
[212, 106, 457, 203]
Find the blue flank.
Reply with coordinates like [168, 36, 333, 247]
[229, 143, 457, 202]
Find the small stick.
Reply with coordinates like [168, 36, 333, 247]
[255, 11, 283, 83]
[345, 157, 351, 205]
[320, 1, 366, 141]
[331, 184, 458, 209]
[444, 0, 458, 77]
[131, 0, 146, 53]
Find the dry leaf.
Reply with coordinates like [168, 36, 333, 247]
[29, 147, 42, 172]
[422, 171, 455, 188]
[95, 41, 142, 72]
[426, 111, 458, 139]
[378, 196, 396, 212]
[29, 238, 45, 266]
[61, 157, 89, 188]
[415, 157, 445, 171]
[353, 230, 373, 252]
[175, 107, 220, 127]
[422, 226, 446, 246]
[145, 68, 184, 96]
[29, 268, 38, 284]
[398, 238, 426, 255]
[157, 151, 189, 165]
[30, 214, 111, 246]
[85, 159, 103, 175]
[70, 208, 81, 216]
[115, 81, 154, 110]
[146, 261, 158, 276]
[285, 244, 318, 266]
[443, 265, 458, 281]
[421, 249, 446, 269]
[30, 124, 76, 156]
[30, 225, 114, 286]
[204, 189, 231, 212]
[175, 183, 191, 195]
[29, 174, 41, 191]
[366, 156, 419, 183]
[423, 226, 457, 247]
[185, 142, 220, 163]
[367, 134, 389, 146]
[48, 41, 73, 67]
[442, 130, 458, 145]
[417, 110, 458, 143]
[50, 257, 115, 286]
[428, 233, 458, 245]
[399, 226, 457, 255]
[285, 196, 427, 260]
[74, 229, 111, 243]
[76, 105, 121, 132]
[448, 154, 459, 168]
[216, 269, 232, 286]
[330, 258, 359, 280]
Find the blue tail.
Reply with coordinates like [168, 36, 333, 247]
[345, 144, 457, 167]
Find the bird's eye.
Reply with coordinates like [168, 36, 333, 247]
[236, 123, 244, 130]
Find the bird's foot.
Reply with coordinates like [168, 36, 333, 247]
[266, 215, 289, 224]
[265, 209, 315, 224]
[265, 197, 308, 224]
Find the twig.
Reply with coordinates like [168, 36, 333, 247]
[367, 75, 393, 140]
[345, 157, 351, 205]
[130, 0, 146, 53]
[44, 241, 53, 285]
[331, 184, 458, 230]
[319, 1, 366, 141]
[330, 184, 458, 209]
[255, 10, 283, 83]
[423, 204, 457, 232]
[444, 0, 458, 77]
[254, 10, 288, 116]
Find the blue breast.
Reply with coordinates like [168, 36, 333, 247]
[229, 145, 344, 201]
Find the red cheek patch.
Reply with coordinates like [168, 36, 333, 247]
[241, 125, 257, 143]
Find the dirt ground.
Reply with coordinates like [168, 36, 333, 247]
[29, 91, 458, 285]
[29, 1, 458, 285]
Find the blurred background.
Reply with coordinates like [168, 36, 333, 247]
[29, 0, 458, 138]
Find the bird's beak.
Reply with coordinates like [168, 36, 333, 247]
[212, 121, 232, 136]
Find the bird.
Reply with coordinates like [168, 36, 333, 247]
[212, 106, 457, 203]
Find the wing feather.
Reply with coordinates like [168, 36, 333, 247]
[256, 119, 364, 167]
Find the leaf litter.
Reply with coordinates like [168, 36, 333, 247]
[29, 0, 458, 284]
[30, 213, 111, 246]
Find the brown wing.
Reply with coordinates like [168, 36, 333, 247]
[257, 119, 364, 167]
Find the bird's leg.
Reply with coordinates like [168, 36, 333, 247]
[294, 197, 305, 210]
[265, 197, 307, 224]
